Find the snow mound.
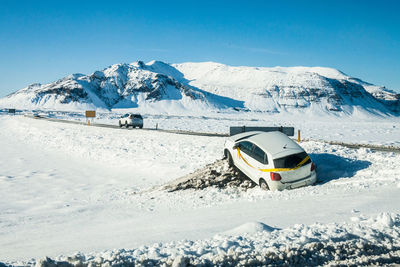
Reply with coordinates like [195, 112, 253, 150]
[221, 222, 276, 236]
[375, 212, 395, 228]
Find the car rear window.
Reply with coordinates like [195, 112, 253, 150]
[273, 152, 310, 169]
[253, 145, 268, 164]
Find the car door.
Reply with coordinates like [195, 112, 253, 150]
[248, 144, 274, 180]
[236, 141, 256, 179]
[236, 142, 273, 182]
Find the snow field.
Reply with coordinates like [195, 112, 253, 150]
[50, 110, 400, 148]
[1, 116, 224, 189]
[3, 115, 400, 208]
[1, 114, 400, 264]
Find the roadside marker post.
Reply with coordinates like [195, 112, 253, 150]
[298, 130, 301, 143]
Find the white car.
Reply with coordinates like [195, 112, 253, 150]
[224, 131, 316, 191]
[119, 113, 144, 128]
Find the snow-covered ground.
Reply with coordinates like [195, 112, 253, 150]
[1, 113, 400, 265]
[36, 109, 400, 147]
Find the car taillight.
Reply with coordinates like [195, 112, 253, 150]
[270, 172, 282, 181]
[311, 162, 315, 171]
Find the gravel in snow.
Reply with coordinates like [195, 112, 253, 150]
[161, 159, 256, 192]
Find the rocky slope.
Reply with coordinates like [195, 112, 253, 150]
[170, 62, 400, 115]
[1, 60, 399, 115]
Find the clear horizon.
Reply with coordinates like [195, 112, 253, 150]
[0, 0, 399, 97]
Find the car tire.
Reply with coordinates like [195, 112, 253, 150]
[226, 151, 234, 167]
[139, 125, 143, 129]
[125, 121, 128, 128]
[259, 178, 269, 191]
[119, 121, 122, 128]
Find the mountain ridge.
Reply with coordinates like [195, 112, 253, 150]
[1, 60, 399, 116]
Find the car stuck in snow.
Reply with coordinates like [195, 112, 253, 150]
[224, 131, 316, 191]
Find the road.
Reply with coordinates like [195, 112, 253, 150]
[25, 114, 400, 153]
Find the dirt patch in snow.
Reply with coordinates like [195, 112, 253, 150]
[162, 159, 257, 192]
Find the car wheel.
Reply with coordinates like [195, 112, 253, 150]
[226, 151, 234, 167]
[119, 121, 122, 128]
[139, 125, 143, 129]
[259, 178, 269, 191]
[125, 121, 128, 128]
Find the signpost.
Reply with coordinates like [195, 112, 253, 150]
[85, 110, 96, 125]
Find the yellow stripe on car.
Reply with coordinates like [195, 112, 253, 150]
[236, 147, 310, 172]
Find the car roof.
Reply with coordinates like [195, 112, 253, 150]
[230, 131, 305, 158]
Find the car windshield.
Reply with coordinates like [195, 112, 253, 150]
[273, 152, 310, 169]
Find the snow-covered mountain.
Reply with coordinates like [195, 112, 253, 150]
[1, 60, 399, 116]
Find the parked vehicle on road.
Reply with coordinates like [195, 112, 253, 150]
[224, 131, 316, 191]
[119, 113, 143, 128]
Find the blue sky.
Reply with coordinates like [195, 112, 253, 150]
[0, 0, 399, 97]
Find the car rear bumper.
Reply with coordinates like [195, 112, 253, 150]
[120, 119, 143, 127]
[269, 172, 317, 191]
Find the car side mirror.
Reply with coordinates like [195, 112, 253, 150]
[232, 144, 238, 150]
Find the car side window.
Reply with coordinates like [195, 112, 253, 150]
[238, 141, 253, 155]
[253, 145, 268, 164]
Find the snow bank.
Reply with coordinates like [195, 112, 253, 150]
[10, 213, 400, 266]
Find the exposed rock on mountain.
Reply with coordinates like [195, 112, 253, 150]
[1, 60, 398, 116]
